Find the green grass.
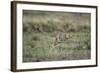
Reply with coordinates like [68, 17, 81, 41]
[23, 10, 91, 62]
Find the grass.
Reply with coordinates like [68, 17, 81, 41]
[23, 10, 91, 62]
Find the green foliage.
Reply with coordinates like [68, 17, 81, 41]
[23, 10, 91, 62]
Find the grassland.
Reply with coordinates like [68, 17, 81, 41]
[23, 10, 91, 62]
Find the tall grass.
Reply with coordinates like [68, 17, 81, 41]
[23, 10, 91, 62]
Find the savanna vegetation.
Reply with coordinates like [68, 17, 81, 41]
[23, 10, 91, 62]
